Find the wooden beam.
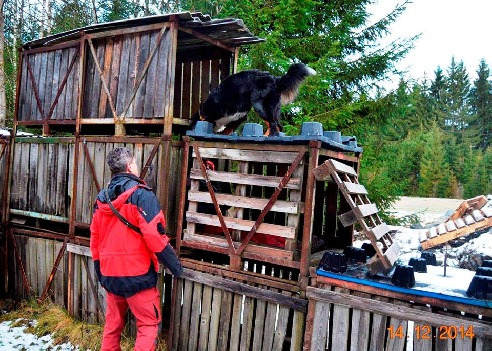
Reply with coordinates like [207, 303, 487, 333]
[185, 211, 296, 238]
[178, 26, 235, 53]
[188, 190, 301, 214]
[181, 268, 307, 312]
[189, 168, 302, 190]
[421, 217, 492, 250]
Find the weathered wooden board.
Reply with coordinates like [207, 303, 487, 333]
[189, 168, 302, 190]
[188, 190, 301, 214]
[186, 211, 296, 238]
[192, 147, 301, 164]
[171, 269, 306, 350]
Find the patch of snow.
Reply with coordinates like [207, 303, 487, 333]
[0, 320, 79, 350]
[0, 128, 41, 138]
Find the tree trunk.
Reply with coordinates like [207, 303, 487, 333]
[0, 1, 7, 127]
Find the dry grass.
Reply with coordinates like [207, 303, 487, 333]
[0, 299, 168, 350]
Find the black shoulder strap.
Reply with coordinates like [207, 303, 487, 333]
[104, 187, 142, 234]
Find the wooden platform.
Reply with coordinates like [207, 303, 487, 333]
[421, 195, 492, 250]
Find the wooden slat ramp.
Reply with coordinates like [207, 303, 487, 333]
[313, 159, 400, 275]
[420, 195, 492, 250]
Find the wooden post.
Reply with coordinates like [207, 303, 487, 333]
[299, 141, 320, 291]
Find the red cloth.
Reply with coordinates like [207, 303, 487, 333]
[101, 287, 161, 351]
[242, 232, 286, 248]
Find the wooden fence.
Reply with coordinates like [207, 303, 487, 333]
[305, 274, 492, 351]
[171, 261, 307, 351]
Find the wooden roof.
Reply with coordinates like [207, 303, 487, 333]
[22, 12, 265, 50]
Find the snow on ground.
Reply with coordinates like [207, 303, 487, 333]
[0, 320, 79, 350]
[353, 195, 492, 297]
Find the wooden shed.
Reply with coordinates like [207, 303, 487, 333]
[15, 12, 263, 136]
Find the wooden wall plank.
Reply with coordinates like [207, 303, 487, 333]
[178, 278, 193, 350]
[200, 60, 211, 104]
[116, 35, 131, 116]
[44, 51, 55, 119]
[134, 32, 150, 118]
[53, 241, 65, 306]
[186, 211, 296, 238]
[87, 258, 97, 323]
[251, 293, 267, 350]
[197, 285, 213, 351]
[143, 32, 158, 118]
[171, 278, 183, 351]
[217, 290, 233, 350]
[28, 143, 38, 211]
[188, 190, 300, 214]
[154, 29, 170, 117]
[229, 292, 243, 351]
[189, 168, 302, 190]
[191, 62, 201, 118]
[369, 298, 388, 351]
[127, 34, 138, 118]
[18, 55, 29, 120]
[262, 297, 278, 351]
[80, 254, 88, 321]
[173, 62, 182, 119]
[193, 148, 300, 164]
[67, 48, 79, 120]
[38, 52, 48, 119]
[309, 300, 330, 350]
[290, 310, 305, 351]
[181, 62, 192, 119]
[207, 287, 222, 351]
[239, 296, 254, 351]
[331, 287, 351, 351]
[56, 143, 68, 216]
[385, 300, 408, 351]
[51, 50, 62, 119]
[349, 292, 371, 351]
[188, 281, 203, 351]
[92, 39, 107, 119]
[108, 37, 122, 118]
[73, 254, 81, 319]
[30, 54, 41, 120]
[55, 49, 69, 120]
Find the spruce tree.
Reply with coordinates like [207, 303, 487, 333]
[469, 59, 492, 150]
[417, 124, 452, 197]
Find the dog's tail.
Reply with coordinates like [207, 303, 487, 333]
[277, 63, 316, 105]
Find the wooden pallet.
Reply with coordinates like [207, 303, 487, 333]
[313, 159, 400, 275]
[421, 196, 492, 250]
[182, 142, 306, 269]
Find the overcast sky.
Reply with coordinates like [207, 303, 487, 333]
[369, 0, 492, 84]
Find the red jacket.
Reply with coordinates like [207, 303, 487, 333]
[90, 173, 182, 297]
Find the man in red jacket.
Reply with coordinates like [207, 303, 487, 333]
[90, 147, 182, 351]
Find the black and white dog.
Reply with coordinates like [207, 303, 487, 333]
[196, 63, 316, 136]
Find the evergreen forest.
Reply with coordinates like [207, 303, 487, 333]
[1, 0, 491, 211]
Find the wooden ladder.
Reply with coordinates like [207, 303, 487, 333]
[313, 159, 400, 275]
